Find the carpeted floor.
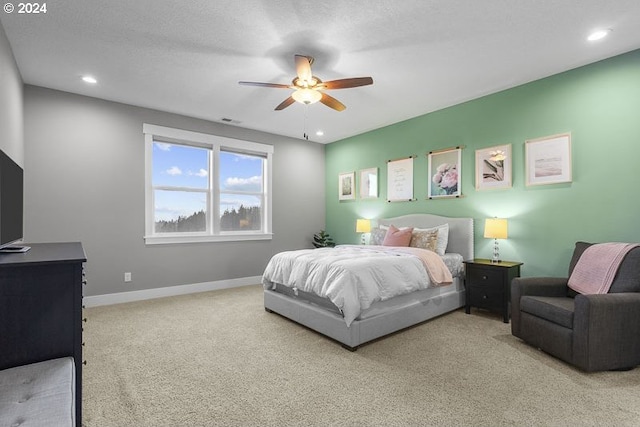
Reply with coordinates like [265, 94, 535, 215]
[83, 285, 640, 426]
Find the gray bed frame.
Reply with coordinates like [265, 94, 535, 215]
[264, 214, 474, 350]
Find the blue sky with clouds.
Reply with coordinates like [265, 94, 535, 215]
[153, 142, 262, 221]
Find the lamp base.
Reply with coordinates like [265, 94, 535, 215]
[491, 239, 501, 263]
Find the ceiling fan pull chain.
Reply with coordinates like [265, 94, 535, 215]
[303, 105, 309, 140]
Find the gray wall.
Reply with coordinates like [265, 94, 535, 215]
[0, 21, 23, 165]
[24, 86, 325, 296]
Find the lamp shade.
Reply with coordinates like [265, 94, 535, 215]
[484, 218, 508, 239]
[356, 219, 372, 233]
[291, 88, 322, 105]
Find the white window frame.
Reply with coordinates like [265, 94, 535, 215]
[143, 124, 273, 244]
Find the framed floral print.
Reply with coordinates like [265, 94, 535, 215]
[428, 147, 462, 198]
[338, 171, 355, 200]
[475, 144, 512, 190]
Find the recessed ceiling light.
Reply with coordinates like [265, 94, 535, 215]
[82, 76, 97, 84]
[587, 29, 611, 42]
[316, 130, 324, 136]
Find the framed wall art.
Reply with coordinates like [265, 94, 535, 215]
[387, 156, 414, 202]
[338, 171, 355, 200]
[475, 144, 512, 190]
[359, 168, 378, 199]
[428, 147, 462, 198]
[525, 133, 572, 186]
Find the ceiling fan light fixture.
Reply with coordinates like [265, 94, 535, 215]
[240, 54, 372, 111]
[292, 88, 322, 105]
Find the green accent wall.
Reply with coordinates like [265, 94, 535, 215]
[325, 49, 640, 277]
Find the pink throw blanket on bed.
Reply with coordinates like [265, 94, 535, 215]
[568, 243, 639, 294]
[384, 247, 453, 286]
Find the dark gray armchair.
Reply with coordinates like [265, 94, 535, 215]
[511, 242, 640, 372]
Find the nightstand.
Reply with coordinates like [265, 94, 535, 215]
[464, 258, 523, 323]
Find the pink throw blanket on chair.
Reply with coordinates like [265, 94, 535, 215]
[568, 243, 639, 294]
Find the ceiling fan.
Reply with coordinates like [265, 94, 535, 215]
[239, 55, 373, 112]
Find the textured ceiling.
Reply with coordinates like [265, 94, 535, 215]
[2, 0, 640, 143]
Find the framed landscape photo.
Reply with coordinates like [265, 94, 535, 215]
[475, 144, 512, 190]
[338, 171, 355, 200]
[428, 147, 462, 198]
[359, 167, 378, 199]
[525, 133, 572, 186]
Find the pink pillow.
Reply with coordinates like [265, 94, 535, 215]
[382, 225, 414, 247]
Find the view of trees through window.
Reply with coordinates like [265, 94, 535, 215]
[221, 205, 261, 231]
[155, 209, 205, 233]
[152, 142, 263, 234]
[154, 205, 261, 232]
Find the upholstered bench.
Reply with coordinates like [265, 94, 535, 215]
[0, 357, 75, 426]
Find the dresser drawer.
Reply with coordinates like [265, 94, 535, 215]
[467, 267, 503, 288]
[469, 286, 504, 310]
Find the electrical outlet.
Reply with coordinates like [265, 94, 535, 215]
[124, 272, 132, 282]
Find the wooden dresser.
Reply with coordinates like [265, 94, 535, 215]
[0, 242, 86, 427]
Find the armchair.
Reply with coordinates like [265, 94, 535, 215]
[511, 242, 640, 372]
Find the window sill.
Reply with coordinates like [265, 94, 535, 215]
[144, 233, 273, 245]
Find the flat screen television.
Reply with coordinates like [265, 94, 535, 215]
[0, 148, 27, 252]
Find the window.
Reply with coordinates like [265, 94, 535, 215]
[153, 143, 209, 233]
[219, 150, 263, 231]
[143, 124, 273, 244]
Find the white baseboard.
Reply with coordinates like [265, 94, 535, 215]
[83, 276, 262, 308]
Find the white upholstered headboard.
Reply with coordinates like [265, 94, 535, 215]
[377, 214, 474, 261]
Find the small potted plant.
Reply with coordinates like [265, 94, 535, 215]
[313, 230, 335, 248]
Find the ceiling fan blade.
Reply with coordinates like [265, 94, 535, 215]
[275, 96, 296, 111]
[295, 55, 313, 83]
[321, 77, 374, 90]
[320, 93, 346, 111]
[239, 81, 292, 89]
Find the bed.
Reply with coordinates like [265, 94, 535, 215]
[262, 214, 474, 350]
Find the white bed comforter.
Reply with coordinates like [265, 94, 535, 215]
[262, 245, 453, 327]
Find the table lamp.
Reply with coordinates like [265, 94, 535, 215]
[484, 218, 508, 263]
[356, 219, 371, 244]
